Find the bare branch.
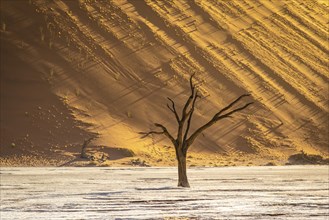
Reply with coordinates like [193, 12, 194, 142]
[216, 102, 253, 119]
[174, 74, 197, 145]
[81, 137, 96, 159]
[186, 98, 253, 148]
[83, 137, 96, 146]
[167, 97, 180, 123]
[181, 74, 196, 121]
[189, 73, 195, 90]
[154, 123, 177, 146]
[213, 94, 251, 119]
[139, 123, 176, 146]
[183, 91, 200, 147]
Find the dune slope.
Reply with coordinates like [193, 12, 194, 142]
[1, 0, 328, 164]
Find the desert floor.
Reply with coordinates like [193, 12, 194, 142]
[1, 166, 328, 219]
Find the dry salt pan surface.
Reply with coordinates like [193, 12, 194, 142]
[1, 166, 328, 219]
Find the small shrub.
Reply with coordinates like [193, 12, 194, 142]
[130, 158, 150, 167]
[264, 162, 277, 166]
[288, 152, 329, 165]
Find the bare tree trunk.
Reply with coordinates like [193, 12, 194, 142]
[139, 74, 253, 187]
[81, 137, 94, 159]
[177, 149, 190, 187]
[81, 144, 88, 159]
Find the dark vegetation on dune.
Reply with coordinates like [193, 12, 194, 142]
[288, 151, 329, 165]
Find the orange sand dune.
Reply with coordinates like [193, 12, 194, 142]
[1, 0, 328, 165]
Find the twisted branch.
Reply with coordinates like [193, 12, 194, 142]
[186, 95, 253, 148]
[139, 123, 176, 146]
[167, 97, 180, 123]
[139, 72, 253, 154]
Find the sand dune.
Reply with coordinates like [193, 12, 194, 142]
[1, 0, 328, 165]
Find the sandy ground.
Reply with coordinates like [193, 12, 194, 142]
[1, 166, 328, 219]
[0, 0, 328, 165]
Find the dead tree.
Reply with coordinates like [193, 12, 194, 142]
[80, 137, 95, 159]
[140, 74, 253, 187]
